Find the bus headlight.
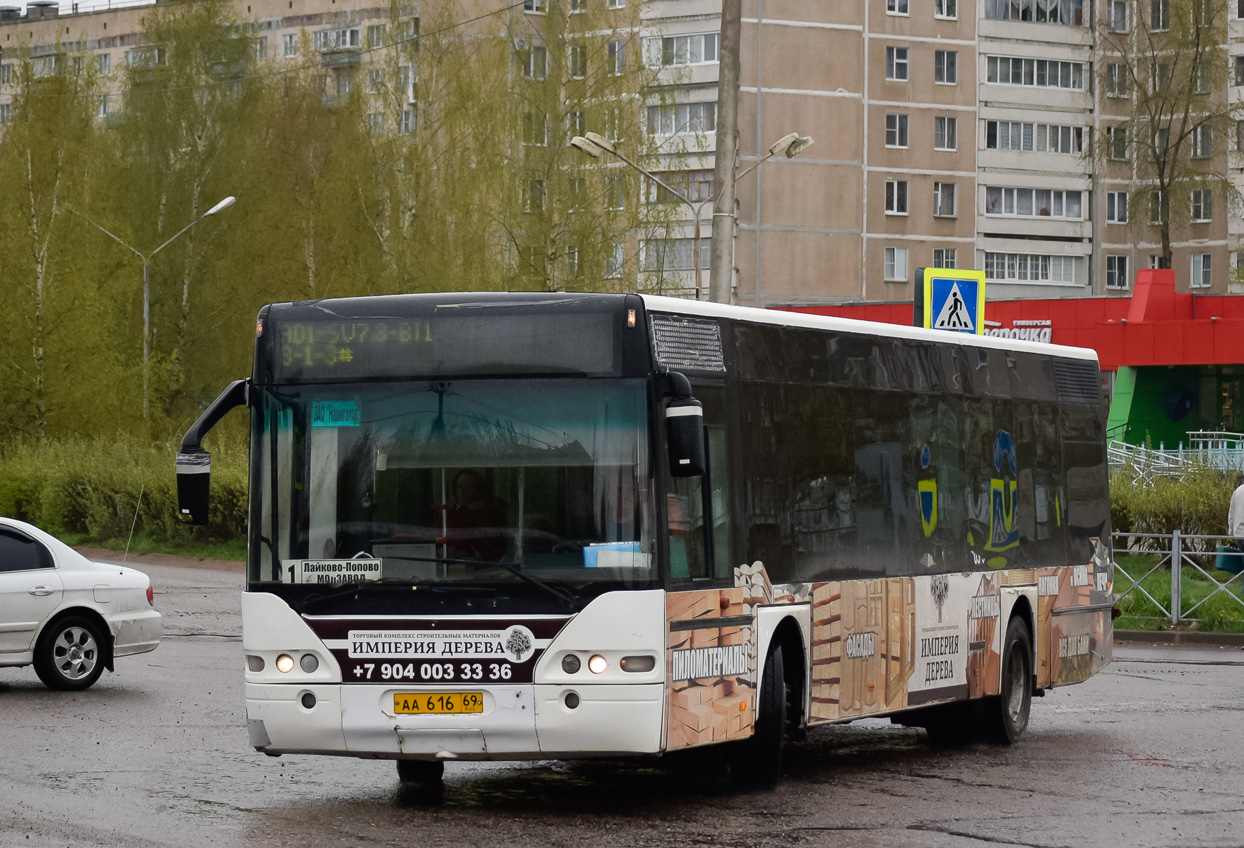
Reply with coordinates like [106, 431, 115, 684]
[276, 654, 296, 673]
[588, 654, 608, 674]
[561, 654, 582, 674]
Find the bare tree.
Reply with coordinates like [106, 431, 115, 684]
[1094, 0, 1243, 268]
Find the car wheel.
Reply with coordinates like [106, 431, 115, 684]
[397, 759, 445, 784]
[985, 616, 1033, 745]
[728, 643, 786, 792]
[34, 616, 106, 691]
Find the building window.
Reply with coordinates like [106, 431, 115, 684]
[935, 0, 957, 19]
[283, 33, 297, 57]
[1237, 119, 1244, 151]
[646, 102, 716, 136]
[1152, 0, 1170, 29]
[607, 0, 624, 8]
[365, 68, 384, 94]
[885, 179, 908, 214]
[399, 64, 416, 98]
[0, 103, 12, 126]
[642, 238, 710, 272]
[883, 246, 908, 282]
[1191, 188, 1213, 222]
[567, 177, 586, 211]
[884, 246, 908, 282]
[1193, 124, 1213, 158]
[367, 112, 385, 133]
[607, 40, 625, 76]
[125, 46, 167, 68]
[645, 169, 714, 203]
[1108, 125, 1129, 160]
[569, 44, 587, 78]
[1152, 62, 1171, 93]
[1150, 189, 1166, 224]
[1106, 255, 1129, 290]
[605, 242, 625, 278]
[986, 56, 1085, 90]
[367, 24, 386, 48]
[1150, 254, 1171, 269]
[986, 121, 1084, 155]
[935, 50, 957, 84]
[1154, 126, 1170, 157]
[521, 45, 548, 80]
[570, 0, 586, 10]
[885, 113, 909, 147]
[1235, 56, 1244, 87]
[886, 47, 909, 81]
[1107, 191, 1128, 223]
[97, 54, 111, 75]
[1106, 63, 1128, 97]
[0, 64, 12, 86]
[96, 95, 109, 118]
[644, 34, 719, 68]
[1195, 60, 1212, 94]
[606, 175, 627, 210]
[887, 0, 910, 14]
[1108, 0, 1128, 31]
[934, 116, 958, 151]
[566, 246, 580, 277]
[984, 252, 1076, 284]
[933, 248, 957, 268]
[569, 110, 585, 138]
[524, 0, 546, 13]
[400, 109, 416, 134]
[985, 187, 1082, 219]
[522, 178, 547, 213]
[523, 112, 549, 146]
[985, 0, 1083, 24]
[1191, 253, 1212, 288]
[933, 182, 957, 217]
[312, 28, 360, 50]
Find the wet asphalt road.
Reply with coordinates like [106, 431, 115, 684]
[2, 561, 1243, 848]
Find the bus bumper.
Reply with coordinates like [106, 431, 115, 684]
[245, 682, 664, 759]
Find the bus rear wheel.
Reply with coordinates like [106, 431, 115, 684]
[985, 617, 1033, 745]
[397, 759, 445, 784]
[728, 643, 786, 792]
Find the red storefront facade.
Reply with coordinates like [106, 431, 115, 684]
[783, 270, 1244, 447]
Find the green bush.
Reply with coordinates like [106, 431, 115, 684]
[1110, 465, 1238, 541]
[0, 435, 247, 547]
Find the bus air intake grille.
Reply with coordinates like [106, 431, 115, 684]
[1053, 359, 1099, 404]
[649, 315, 726, 373]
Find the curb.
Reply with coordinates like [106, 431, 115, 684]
[1115, 629, 1244, 647]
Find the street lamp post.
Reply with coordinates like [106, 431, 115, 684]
[570, 132, 812, 300]
[74, 195, 236, 422]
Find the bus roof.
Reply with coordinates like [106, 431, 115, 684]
[637, 294, 1100, 365]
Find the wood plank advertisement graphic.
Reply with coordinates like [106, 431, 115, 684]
[666, 544, 1112, 740]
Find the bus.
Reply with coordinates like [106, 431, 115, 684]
[175, 292, 1114, 789]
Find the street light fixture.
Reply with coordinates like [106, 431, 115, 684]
[570, 133, 812, 300]
[73, 196, 237, 422]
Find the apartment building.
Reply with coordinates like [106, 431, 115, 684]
[3, 0, 1243, 304]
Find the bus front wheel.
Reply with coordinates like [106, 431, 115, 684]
[397, 759, 445, 784]
[986, 616, 1033, 745]
[728, 643, 786, 792]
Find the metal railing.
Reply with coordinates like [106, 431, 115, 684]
[1112, 531, 1244, 627]
[1108, 430, 1244, 485]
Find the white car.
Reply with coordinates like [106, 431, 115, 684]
[0, 517, 162, 690]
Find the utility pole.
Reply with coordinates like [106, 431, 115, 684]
[708, 0, 742, 304]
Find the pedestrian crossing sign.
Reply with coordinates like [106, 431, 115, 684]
[922, 268, 986, 335]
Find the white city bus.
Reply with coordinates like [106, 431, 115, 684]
[177, 292, 1113, 789]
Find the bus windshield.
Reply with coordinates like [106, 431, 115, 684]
[249, 378, 657, 602]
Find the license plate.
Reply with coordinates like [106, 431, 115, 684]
[393, 692, 484, 715]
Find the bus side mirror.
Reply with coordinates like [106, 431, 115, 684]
[666, 398, 705, 478]
[176, 448, 211, 526]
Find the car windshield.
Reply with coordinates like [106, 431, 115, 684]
[249, 379, 657, 602]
